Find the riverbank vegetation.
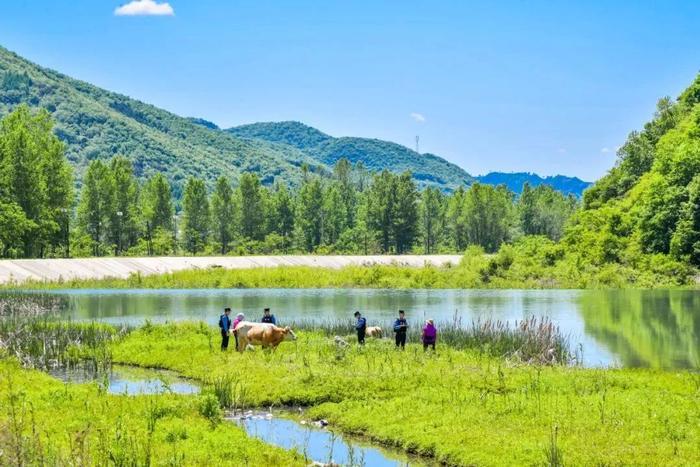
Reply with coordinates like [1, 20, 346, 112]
[1, 299, 698, 466]
[0, 359, 304, 466]
[111, 322, 699, 466]
[16, 236, 693, 290]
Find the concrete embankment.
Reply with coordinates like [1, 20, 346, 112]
[0, 255, 462, 285]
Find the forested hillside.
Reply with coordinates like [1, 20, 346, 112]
[0, 46, 320, 197]
[229, 121, 475, 189]
[565, 73, 700, 269]
[476, 172, 591, 197]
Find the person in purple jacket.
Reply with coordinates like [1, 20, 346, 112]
[422, 319, 437, 351]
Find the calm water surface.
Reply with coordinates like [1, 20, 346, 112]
[12, 288, 700, 369]
[231, 413, 426, 466]
[50, 364, 200, 395]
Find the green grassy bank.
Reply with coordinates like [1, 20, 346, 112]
[0, 358, 304, 465]
[10, 240, 697, 290]
[109, 322, 699, 466]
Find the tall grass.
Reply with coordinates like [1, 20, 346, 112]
[0, 296, 129, 370]
[287, 316, 575, 364]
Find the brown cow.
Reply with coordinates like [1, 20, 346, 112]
[234, 321, 296, 352]
[366, 326, 383, 338]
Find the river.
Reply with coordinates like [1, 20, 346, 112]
[7, 288, 700, 369]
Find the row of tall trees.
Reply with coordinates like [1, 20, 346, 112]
[0, 106, 73, 258]
[0, 106, 578, 258]
[71, 159, 576, 257]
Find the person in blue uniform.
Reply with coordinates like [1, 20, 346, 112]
[261, 308, 276, 324]
[218, 307, 232, 351]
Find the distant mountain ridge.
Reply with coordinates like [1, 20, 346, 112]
[228, 121, 475, 189]
[476, 172, 592, 197]
[230, 122, 592, 195]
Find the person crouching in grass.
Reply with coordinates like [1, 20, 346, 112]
[422, 319, 437, 351]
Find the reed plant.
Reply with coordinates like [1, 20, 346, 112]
[0, 296, 129, 370]
[287, 316, 574, 364]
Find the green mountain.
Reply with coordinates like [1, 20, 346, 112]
[476, 172, 591, 197]
[228, 121, 475, 189]
[566, 73, 700, 269]
[0, 46, 321, 197]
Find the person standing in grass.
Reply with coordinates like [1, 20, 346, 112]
[393, 310, 408, 349]
[232, 312, 245, 351]
[218, 307, 232, 351]
[422, 319, 437, 351]
[261, 308, 276, 325]
[354, 311, 367, 345]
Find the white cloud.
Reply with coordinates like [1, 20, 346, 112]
[557, 148, 567, 154]
[409, 112, 426, 123]
[115, 0, 174, 16]
[601, 147, 611, 153]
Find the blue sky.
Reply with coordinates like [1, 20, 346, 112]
[1, 1, 699, 181]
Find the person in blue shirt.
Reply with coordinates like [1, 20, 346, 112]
[218, 307, 232, 351]
[261, 308, 276, 325]
[393, 310, 408, 349]
[354, 311, 367, 345]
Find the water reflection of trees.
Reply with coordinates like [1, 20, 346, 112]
[579, 290, 700, 369]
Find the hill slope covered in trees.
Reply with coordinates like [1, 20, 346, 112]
[228, 121, 475, 189]
[0, 46, 321, 197]
[562, 73, 700, 273]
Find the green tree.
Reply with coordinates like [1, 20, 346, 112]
[462, 183, 515, 252]
[237, 173, 264, 241]
[141, 173, 175, 255]
[38, 120, 73, 257]
[0, 105, 72, 257]
[333, 158, 357, 228]
[110, 156, 140, 255]
[420, 187, 444, 254]
[0, 201, 33, 257]
[181, 177, 210, 254]
[367, 170, 397, 253]
[77, 160, 115, 256]
[393, 171, 419, 253]
[296, 177, 324, 251]
[518, 183, 576, 241]
[211, 176, 235, 254]
[322, 183, 346, 246]
[446, 186, 468, 251]
[670, 174, 700, 264]
[269, 183, 295, 244]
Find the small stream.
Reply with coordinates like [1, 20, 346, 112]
[49, 364, 201, 395]
[49, 366, 427, 465]
[228, 411, 429, 467]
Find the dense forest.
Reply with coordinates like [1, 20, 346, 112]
[569, 74, 700, 268]
[0, 105, 576, 258]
